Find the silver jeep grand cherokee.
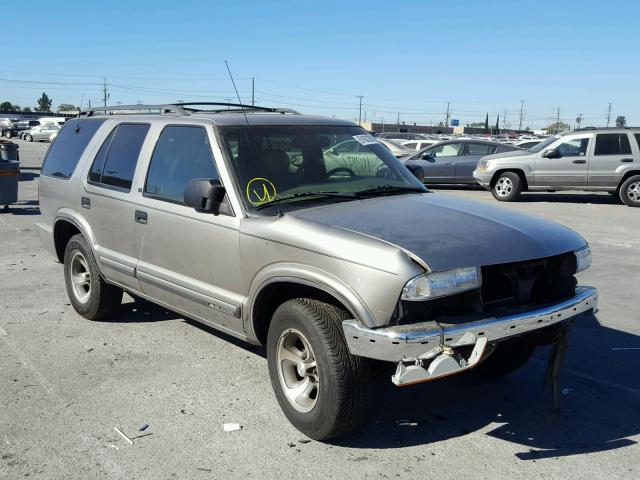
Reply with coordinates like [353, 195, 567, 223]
[36, 103, 597, 440]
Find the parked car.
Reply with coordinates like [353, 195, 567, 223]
[403, 139, 520, 184]
[401, 139, 440, 150]
[2, 120, 37, 138]
[377, 138, 413, 157]
[37, 103, 597, 440]
[23, 124, 60, 142]
[514, 139, 543, 149]
[378, 132, 431, 141]
[473, 127, 640, 206]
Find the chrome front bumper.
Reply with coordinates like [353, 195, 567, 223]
[343, 286, 598, 363]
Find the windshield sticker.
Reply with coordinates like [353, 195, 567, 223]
[352, 134, 380, 146]
[246, 177, 277, 206]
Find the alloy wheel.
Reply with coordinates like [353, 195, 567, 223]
[69, 251, 91, 304]
[276, 328, 319, 413]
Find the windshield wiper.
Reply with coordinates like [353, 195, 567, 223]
[254, 191, 357, 210]
[354, 185, 426, 197]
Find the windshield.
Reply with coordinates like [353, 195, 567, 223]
[527, 135, 558, 153]
[218, 125, 426, 212]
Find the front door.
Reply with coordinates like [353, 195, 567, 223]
[588, 132, 634, 186]
[133, 124, 244, 335]
[419, 142, 460, 183]
[533, 134, 591, 186]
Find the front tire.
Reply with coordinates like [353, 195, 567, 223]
[267, 299, 370, 440]
[25, 134, 32, 142]
[491, 172, 522, 201]
[63, 234, 123, 320]
[619, 175, 640, 207]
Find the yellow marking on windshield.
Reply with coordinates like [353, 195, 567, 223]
[246, 177, 277, 206]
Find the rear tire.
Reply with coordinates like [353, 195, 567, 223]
[491, 172, 522, 201]
[267, 298, 371, 440]
[619, 175, 640, 207]
[473, 338, 535, 378]
[63, 234, 123, 320]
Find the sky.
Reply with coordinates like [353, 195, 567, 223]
[2, 0, 639, 129]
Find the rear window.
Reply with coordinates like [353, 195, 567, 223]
[88, 123, 150, 191]
[41, 118, 106, 179]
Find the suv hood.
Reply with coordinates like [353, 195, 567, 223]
[291, 193, 586, 272]
[483, 149, 532, 161]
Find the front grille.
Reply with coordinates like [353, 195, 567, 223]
[394, 252, 577, 325]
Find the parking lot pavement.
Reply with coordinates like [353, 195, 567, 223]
[1, 143, 638, 479]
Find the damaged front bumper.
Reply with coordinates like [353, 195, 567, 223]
[342, 286, 598, 385]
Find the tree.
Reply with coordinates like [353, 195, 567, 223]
[0, 101, 17, 111]
[494, 115, 500, 135]
[23, 107, 32, 112]
[58, 103, 79, 113]
[545, 122, 570, 134]
[615, 115, 626, 127]
[484, 113, 489, 133]
[36, 92, 53, 112]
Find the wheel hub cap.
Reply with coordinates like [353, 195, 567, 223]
[495, 177, 513, 197]
[69, 252, 91, 303]
[276, 328, 319, 413]
[628, 181, 640, 202]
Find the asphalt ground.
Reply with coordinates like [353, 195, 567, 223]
[1, 138, 638, 479]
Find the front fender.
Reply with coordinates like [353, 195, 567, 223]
[244, 262, 379, 341]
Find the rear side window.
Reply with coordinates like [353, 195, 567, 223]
[144, 126, 218, 204]
[635, 134, 640, 151]
[41, 118, 106, 179]
[595, 133, 632, 155]
[88, 123, 150, 191]
[465, 143, 493, 155]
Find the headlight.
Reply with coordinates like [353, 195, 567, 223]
[574, 246, 591, 272]
[401, 267, 482, 301]
[475, 160, 491, 172]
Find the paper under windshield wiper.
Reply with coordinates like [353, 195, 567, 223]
[354, 185, 426, 197]
[255, 191, 357, 210]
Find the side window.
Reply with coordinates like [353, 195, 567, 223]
[41, 118, 106, 179]
[465, 143, 492, 155]
[557, 138, 589, 157]
[635, 134, 640, 151]
[595, 133, 629, 155]
[144, 126, 218, 204]
[88, 123, 150, 191]
[431, 143, 461, 158]
[620, 133, 632, 155]
[88, 128, 116, 183]
[404, 142, 417, 150]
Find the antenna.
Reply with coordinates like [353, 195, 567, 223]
[224, 60, 250, 126]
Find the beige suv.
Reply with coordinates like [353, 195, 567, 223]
[37, 103, 597, 439]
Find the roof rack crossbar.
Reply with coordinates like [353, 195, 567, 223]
[79, 102, 300, 117]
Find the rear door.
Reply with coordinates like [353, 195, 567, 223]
[588, 133, 634, 186]
[533, 134, 591, 186]
[82, 122, 151, 290]
[419, 142, 460, 183]
[457, 142, 498, 181]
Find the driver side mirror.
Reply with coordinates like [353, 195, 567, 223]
[543, 148, 561, 159]
[421, 152, 435, 161]
[184, 178, 226, 214]
[405, 163, 425, 182]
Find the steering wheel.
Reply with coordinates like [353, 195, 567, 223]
[327, 167, 356, 177]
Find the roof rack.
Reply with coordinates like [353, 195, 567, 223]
[79, 102, 300, 117]
[574, 126, 638, 131]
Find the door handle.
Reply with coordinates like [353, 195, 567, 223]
[444, 162, 455, 165]
[81, 196, 91, 209]
[135, 210, 148, 224]
[572, 159, 587, 164]
[620, 158, 634, 163]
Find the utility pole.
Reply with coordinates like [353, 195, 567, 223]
[444, 101, 451, 127]
[397, 112, 400, 127]
[606, 102, 612, 127]
[225, 98, 233, 109]
[518, 100, 524, 131]
[102, 78, 109, 108]
[503, 108, 507, 130]
[555, 107, 561, 131]
[356, 95, 364, 125]
[251, 78, 255, 106]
